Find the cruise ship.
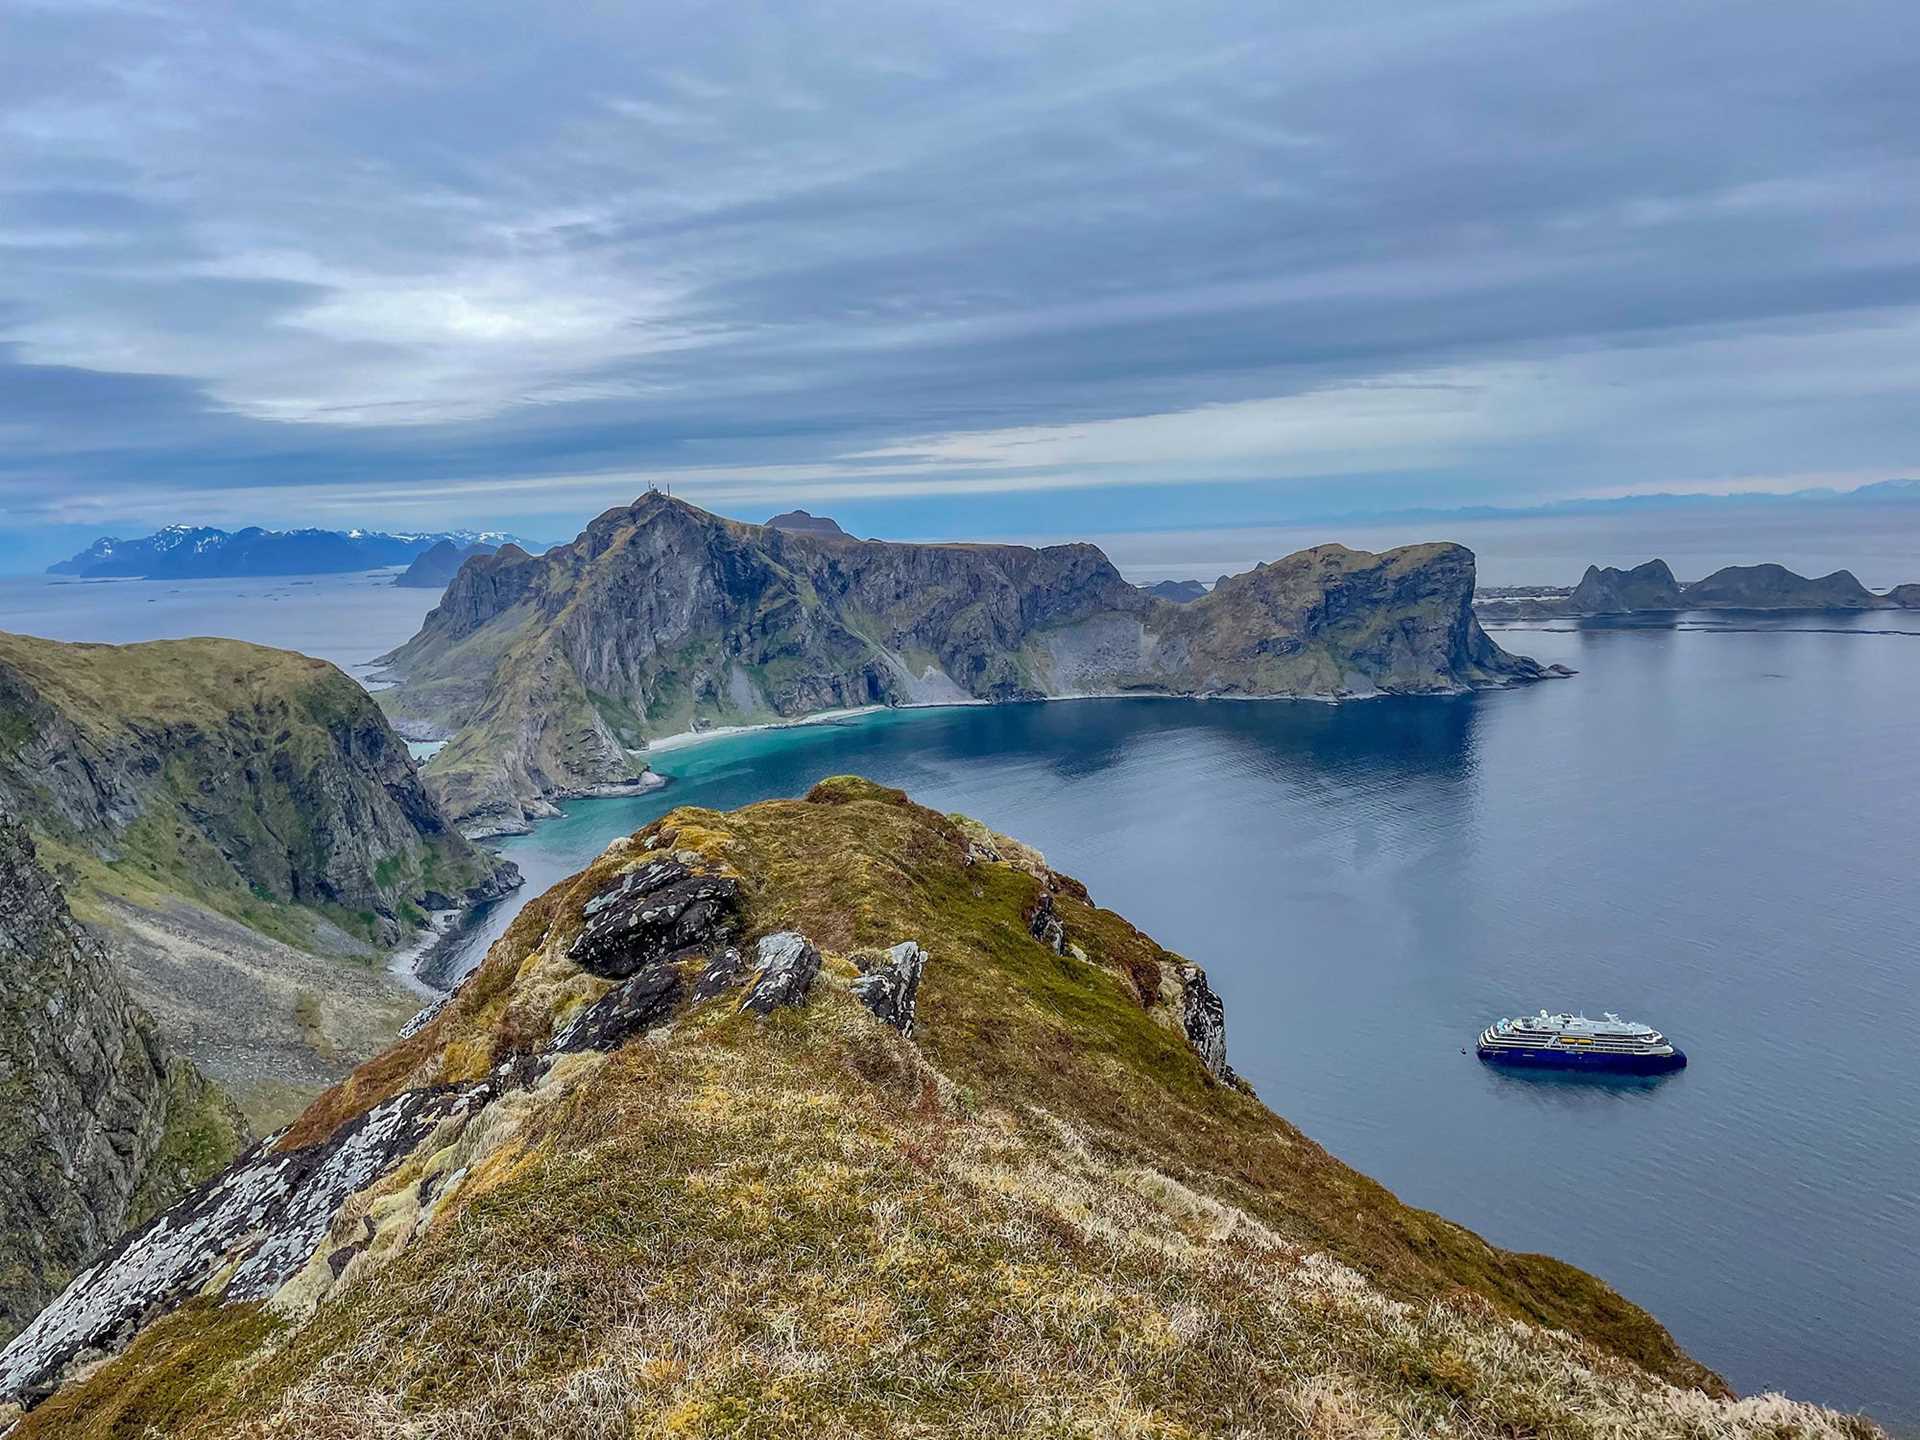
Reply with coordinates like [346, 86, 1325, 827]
[1476, 1011, 1687, 1073]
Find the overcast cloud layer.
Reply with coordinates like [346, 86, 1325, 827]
[1, 0, 1915, 564]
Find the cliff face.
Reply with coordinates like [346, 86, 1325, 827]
[5, 777, 1862, 1439]
[381, 495, 1557, 832]
[0, 633, 518, 951]
[0, 806, 241, 1346]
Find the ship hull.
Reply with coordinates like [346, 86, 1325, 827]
[1477, 1045, 1687, 1074]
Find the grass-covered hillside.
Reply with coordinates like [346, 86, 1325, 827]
[0, 631, 519, 1125]
[0, 632, 512, 949]
[0, 779, 1874, 1438]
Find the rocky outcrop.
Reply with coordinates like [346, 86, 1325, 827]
[379, 494, 1557, 831]
[1175, 964, 1231, 1082]
[0, 632, 518, 951]
[2, 778, 1811, 1438]
[567, 858, 742, 980]
[0, 1077, 490, 1408]
[849, 941, 926, 1035]
[741, 932, 822, 1014]
[0, 807, 240, 1346]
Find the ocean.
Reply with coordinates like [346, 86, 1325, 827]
[447, 614, 1920, 1430]
[3, 537, 1917, 1429]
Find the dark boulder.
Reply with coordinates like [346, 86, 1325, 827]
[552, 964, 686, 1053]
[569, 860, 742, 979]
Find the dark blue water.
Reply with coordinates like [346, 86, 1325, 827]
[437, 613, 1920, 1429]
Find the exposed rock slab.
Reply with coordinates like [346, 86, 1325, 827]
[0, 1078, 486, 1408]
[568, 859, 742, 980]
[850, 941, 926, 1036]
[741, 932, 821, 1014]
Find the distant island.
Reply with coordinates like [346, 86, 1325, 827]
[47, 524, 540, 580]
[394, 539, 500, 589]
[1141, 579, 1209, 603]
[766, 508, 847, 536]
[1477, 559, 1920, 618]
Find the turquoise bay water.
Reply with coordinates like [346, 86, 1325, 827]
[444, 613, 1920, 1428]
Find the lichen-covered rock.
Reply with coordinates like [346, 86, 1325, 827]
[1177, 964, 1232, 1082]
[850, 941, 926, 1036]
[568, 859, 742, 979]
[740, 932, 820, 1014]
[1027, 893, 1067, 954]
[0, 807, 239, 1346]
[550, 965, 684, 1053]
[0, 1076, 486, 1408]
[692, 945, 747, 1001]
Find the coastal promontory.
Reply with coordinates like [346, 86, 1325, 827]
[378, 493, 1561, 834]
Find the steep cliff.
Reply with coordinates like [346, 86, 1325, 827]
[380, 495, 1558, 832]
[0, 633, 521, 1125]
[0, 633, 517, 950]
[0, 806, 242, 1346]
[3, 777, 1870, 1438]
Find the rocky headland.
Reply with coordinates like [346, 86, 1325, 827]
[393, 539, 498, 589]
[0, 777, 1872, 1437]
[377, 494, 1563, 835]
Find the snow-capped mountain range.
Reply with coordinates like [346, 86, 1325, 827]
[47, 525, 544, 579]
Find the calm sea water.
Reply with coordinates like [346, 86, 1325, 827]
[0, 571, 435, 683]
[5, 567, 1917, 1427]
[426, 613, 1920, 1429]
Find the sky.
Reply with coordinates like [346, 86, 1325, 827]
[1, 0, 1917, 570]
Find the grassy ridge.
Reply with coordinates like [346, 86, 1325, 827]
[15, 778, 1874, 1438]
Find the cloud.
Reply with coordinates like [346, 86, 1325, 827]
[0, 0, 1916, 552]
